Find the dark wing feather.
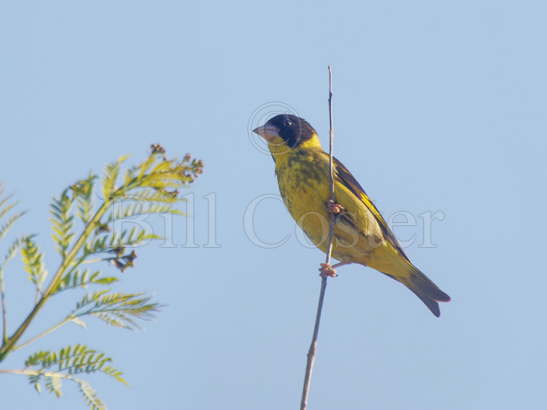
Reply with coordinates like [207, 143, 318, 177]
[330, 155, 409, 261]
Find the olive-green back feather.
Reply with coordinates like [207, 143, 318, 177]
[327, 154, 409, 261]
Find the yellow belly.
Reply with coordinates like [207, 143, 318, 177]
[274, 149, 387, 266]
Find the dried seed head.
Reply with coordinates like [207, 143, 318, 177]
[96, 223, 110, 234]
[150, 144, 166, 154]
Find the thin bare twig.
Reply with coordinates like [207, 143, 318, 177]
[0, 368, 89, 387]
[0, 368, 71, 378]
[12, 317, 73, 352]
[300, 65, 336, 410]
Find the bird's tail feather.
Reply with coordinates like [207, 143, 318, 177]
[405, 266, 450, 317]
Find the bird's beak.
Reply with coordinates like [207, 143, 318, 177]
[252, 125, 280, 142]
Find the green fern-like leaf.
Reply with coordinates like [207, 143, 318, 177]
[27, 370, 107, 409]
[108, 202, 183, 221]
[115, 151, 202, 202]
[78, 379, 106, 410]
[53, 269, 119, 294]
[102, 155, 128, 201]
[120, 189, 181, 203]
[20, 237, 48, 292]
[83, 226, 159, 258]
[78, 195, 94, 224]
[0, 236, 29, 278]
[45, 374, 63, 397]
[71, 174, 97, 224]
[109, 226, 160, 249]
[28, 373, 42, 392]
[84, 235, 109, 256]
[0, 187, 26, 241]
[0, 210, 26, 242]
[72, 290, 159, 329]
[50, 189, 75, 259]
[136, 154, 157, 180]
[0, 190, 15, 219]
[25, 344, 126, 384]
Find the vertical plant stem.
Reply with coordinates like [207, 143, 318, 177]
[300, 65, 336, 410]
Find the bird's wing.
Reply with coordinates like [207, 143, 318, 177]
[329, 155, 409, 261]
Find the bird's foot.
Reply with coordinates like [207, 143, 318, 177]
[319, 263, 338, 278]
[326, 200, 344, 215]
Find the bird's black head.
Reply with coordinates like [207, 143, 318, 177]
[254, 114, 317, 148]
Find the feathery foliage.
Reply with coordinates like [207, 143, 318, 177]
[0, 187, 27, 345]
[50, 189, 75, 260]
[25, 344, 125, 382]
[24, 344, 124, 408]
[20, 237, 48, 295]
[0, 146, 203, 409]
[0, 237, 27, 279]
[71, 290, 159, 329]
[0, 189, 26, 242]
[54, 270, 118, 294]
[74, 175, 97, 224]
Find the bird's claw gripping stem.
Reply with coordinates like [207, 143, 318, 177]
[326, 199, 344, 215]
[319, 263, 338, 278]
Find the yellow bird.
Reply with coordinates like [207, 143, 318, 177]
[253, 114, 450, 317]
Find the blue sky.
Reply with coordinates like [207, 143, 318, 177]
[1, 1, 546, 409]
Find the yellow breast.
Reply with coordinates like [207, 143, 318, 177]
[271, 141, 386, 265]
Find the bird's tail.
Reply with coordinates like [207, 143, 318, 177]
[403, 266, 451, 317]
